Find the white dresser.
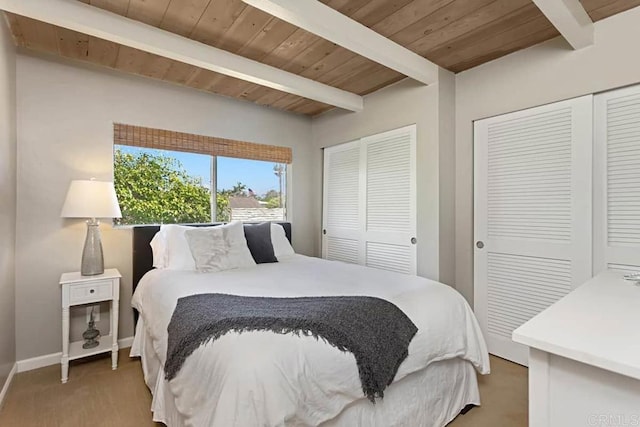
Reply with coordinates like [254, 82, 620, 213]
[513, 271, 640, 426]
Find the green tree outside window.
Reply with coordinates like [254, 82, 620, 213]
[114, 149, 211, 225]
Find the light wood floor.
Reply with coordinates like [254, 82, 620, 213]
[0, 350, 527, 426]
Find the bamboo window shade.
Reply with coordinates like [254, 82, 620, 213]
[113, 123, 292, 164]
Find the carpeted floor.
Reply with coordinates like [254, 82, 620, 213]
[449, 355, 528, 426]
[0, 350, 527, 426]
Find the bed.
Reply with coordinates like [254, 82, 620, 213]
[129, 222, 490, 427]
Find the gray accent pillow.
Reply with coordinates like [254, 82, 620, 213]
[243, 222, 278, 264]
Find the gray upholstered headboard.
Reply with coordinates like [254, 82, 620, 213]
[132, 222, 292, 294]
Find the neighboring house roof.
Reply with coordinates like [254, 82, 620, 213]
[229, 196, 261, 209]
[230, 208, 285, 222]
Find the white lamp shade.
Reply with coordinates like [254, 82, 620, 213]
[61, 180, 122, 219]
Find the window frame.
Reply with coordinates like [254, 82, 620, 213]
[112, 143, 290, 226]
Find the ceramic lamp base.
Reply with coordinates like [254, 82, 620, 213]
[81, 219, 104, 276]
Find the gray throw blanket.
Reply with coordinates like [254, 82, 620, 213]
[165, 293, 418, 402]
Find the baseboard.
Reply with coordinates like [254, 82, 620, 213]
[16, 336, 134, 373]
[118, 336, 134, 349]
[16, 352, 61, 373]
[0, 363, 17, 409]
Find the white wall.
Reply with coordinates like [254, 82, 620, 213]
[311, 70, 456, 283]
[0, 19, 17, 389]
[455, 6, 640, 306]
[438, 71, 456, 285]
[15, 51, 313, 360]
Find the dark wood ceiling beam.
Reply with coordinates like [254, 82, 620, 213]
[217, 0, 376, 103]
[237, 0, 416, 105]
[188, 0, 248, 46]
[115, 45, 149, 74]
[138, 55, 173, 79]
[158, 0, 211, 37]
[6, 0, 640, 116]
[350, 0, 414, 26]
[584, 0, 640, 21]
[214, 5, 273, 53]
[2, 0, 364, 111]
[88, 0, 130, 16]
[224, 37, 336, 99]
[233, 30, 336, 102]
[407, 0, 533, 58]
[14, 15, 57, 52]
[126, 0, 171, 27]
[239, 0, 496, 106]
[425, 3, 544, 63]
[55, 27, 89, 60]
[4, 12, 24, 45]
[243, 0, 439, 84]
[388, 0, 496, 47]
[441, 15, 558, 71]
[162, 61, 198, 85]
[87, 36, 119, 67]
[448, 24, 559, 72]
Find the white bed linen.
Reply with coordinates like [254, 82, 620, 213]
[132, 319, 481, 427]
[131, 255, 489, 427]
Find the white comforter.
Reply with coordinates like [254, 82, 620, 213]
[132, 255, 490, 427]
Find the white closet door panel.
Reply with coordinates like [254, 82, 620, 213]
[488, 240, 571, 263]
[595, 85, 640, 274]
[486, 251, 573, 362]
[365, 242, 412, 274]
[366, 133, 412, 233]
[325, 143, 360, 230]
[475, 96, 592, 366]
[608, 263, 640, 274]
[363, 125, 417, 275]
[322, 141, 362, 262]
[487, 106, 572, 243]
[325, 237, 359, 264]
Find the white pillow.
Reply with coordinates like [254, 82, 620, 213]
[161, 222, 255, 271]
[150, 231, 167, 269]
[185, 222, 256, 272]
[161, 224, 200, 270]
[271, 223, 295, 260]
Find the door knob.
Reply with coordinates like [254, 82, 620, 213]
[411, 237, 417, 244]
[322, 229, 327, 235]
[476, 241, 484, 249]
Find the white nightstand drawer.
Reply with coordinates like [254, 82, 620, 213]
[68, 280, 113, 304]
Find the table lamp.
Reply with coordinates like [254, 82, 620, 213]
[61, 179, 122, 276]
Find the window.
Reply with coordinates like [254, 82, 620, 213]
[113, 145, 288, 226]
[114, 145, 212, 225]
[216, 156, 287, 223]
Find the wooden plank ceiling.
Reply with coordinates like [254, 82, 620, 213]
[4, 0, 639, 116]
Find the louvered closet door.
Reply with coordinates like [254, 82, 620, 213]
[474, 96, 593, 366]
[595, 85, 640, 275]
[362, 125, 417, 274]
[322, 125, 417, 274]
[322, 140, 363, 264]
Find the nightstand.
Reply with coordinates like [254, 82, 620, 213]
[59, 268, 121, 383]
